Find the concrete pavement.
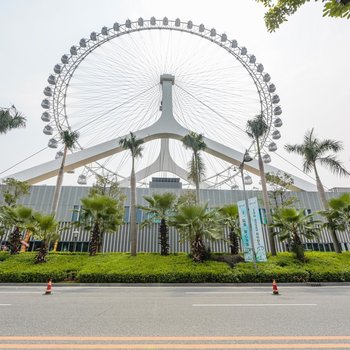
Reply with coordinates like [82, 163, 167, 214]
[0, 285, 349, 348]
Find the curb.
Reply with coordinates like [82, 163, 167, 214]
[1, 282, 350, 287]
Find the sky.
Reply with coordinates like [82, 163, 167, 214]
[0, 0, 349, 190]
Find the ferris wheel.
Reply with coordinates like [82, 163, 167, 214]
[37, 17, 285, 189]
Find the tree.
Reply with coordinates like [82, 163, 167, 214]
[328, 193, 350, 231]
[89, 174, 126, 216]
[319, 193, 350, 252]
[89, 174, 126, 201]
[218, 204, 241, 255]
[0, 206, 36, 254]
[285, 129, 349, 253]
[119, 132, 144, 257]
[140, 192, 177, 256]
[0, 178, 31, 207]
[170, 203, 224, 262]
[33, 213, 59, 264]
[77, 195, 123, 256]
[51, 130, 79, 215]
[175, 190, 197, 207]
[271, 207, 319, 261]
[285, 128, 349, 210]
[265, 171, 297, 209]
[181, 132, 206, 204]
[0, 105, 26, 134]
[246, 114, 277, 256]
[256, 0, 350, 32]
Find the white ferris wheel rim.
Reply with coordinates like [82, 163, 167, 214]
[41, 17, 282, 187]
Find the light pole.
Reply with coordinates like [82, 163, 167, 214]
[73, 231, 79, 252]
[239, 150, 257, 269]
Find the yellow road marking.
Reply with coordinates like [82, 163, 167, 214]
[1, 336, 350, 341]
[0, 344, 350, 349]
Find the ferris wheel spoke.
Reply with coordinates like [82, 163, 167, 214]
[34, 17, 289, 188]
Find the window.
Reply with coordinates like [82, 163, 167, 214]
[71, 205, 81, 222]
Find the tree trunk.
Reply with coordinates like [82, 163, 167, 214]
[191, 235, 205, 262]
[229, 228, 239, 255]
[257, 141, 277, 256]
[89, 222, 100, 256]
[130, 158, 137, 256]
[35, 241, 48, 264]
[314, 164, 341, 253]
[159, 218, 169, 256]
[314, 164, 329, 210]
[194, 153, 200, 204]
[51, 145, 67, 216]
[292, 232, 305, 262]
[8, 226, 21, 255]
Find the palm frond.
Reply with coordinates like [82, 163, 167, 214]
[318, 156, 349, 177]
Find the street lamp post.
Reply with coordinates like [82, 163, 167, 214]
[240, 150, 257, 269]
[73, 231, 79, 252]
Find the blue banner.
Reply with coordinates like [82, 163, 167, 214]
[248, 197, 267, 262]
[237, 200, 253, 262]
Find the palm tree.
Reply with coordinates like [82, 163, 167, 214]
[119, 132, 144, 257]
[181, 132, 206, 204]
[271, 207, 319, 261]
[139, 192, 177, 255]
[246, 114, 276, 255]
[0, 105, 26, 134]
[51, 130, 79, 215]
[328, 193, 350, 231]
[0, 206, 36, 254]
[319, 193, 350, 253]
[170, 203, 223, 262]
[33, 213, 59, 264]
[219, 204, 241, 255]
[285, 128, 349, 210]
[78, 195, 123, 256]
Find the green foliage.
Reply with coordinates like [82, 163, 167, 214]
[140, 192, 177, 220]
[1, 252, 350, 283]
[0, 205, 36, 254]
[256, 0, 350, 32]
[271, 207, 320, 261]
[181, 132, 207, 202]
[170, 203, 224, 262]
[285, 128, 349, 177]
[119, 131, 144, 159]
[218, 204, 241, 255]
[0, 105, 26, 134]
[265, 171, 297, 208]
[77, 195, 123, 256]
[326, 193, 350, 230]
[246, 114, 268, 150]
[32, 213, 59, 264]
[89, 174, 126, 203]
[175, 190, 197, 207]
[0, 178, 31, 207]
[59, 130, 79, 150]
[140, 192, 177, 255]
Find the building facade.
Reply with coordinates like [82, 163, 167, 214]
[1, 184, 349, 253]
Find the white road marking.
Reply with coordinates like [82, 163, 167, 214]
[192, 303, 317, 307]
[0, 304, 12, 306]
[0, 292, 42, 294]
[186, 291, 268, 294]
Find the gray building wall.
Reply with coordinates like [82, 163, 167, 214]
[1, 185, 349, 253]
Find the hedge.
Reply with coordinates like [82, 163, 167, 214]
[1, 252, 350, 283]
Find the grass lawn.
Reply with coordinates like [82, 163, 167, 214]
[1, 251, 350, 283]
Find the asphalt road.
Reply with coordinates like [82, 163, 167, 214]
[0, 285, 350, 349]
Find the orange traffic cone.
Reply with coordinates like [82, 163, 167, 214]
[272, 279, 279, 295]
[44, 279, 52, 295]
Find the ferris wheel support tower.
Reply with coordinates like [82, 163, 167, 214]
[4, 74, 315, 191]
